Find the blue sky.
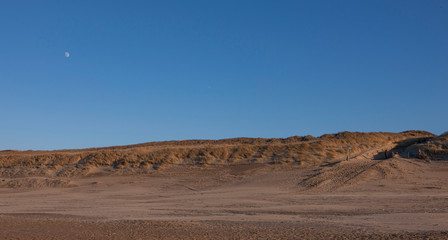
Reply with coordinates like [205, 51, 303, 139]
[1, 0, 447, 150]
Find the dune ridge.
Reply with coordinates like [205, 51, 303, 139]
[0, 131, 435, 179]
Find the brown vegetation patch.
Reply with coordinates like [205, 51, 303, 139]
[0, 131, 436, 178]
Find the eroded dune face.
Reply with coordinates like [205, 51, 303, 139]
[0, 131, 436, 181]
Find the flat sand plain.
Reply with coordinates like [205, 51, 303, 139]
[1, 157, 448, 239]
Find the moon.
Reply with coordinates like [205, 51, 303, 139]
[65, 52, 70, 58]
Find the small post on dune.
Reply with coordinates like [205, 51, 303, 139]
[347, 146, 352, 160]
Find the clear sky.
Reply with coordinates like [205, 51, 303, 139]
[1, 0, 447, 150]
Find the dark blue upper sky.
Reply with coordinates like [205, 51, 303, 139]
[1, 0, 447, 150]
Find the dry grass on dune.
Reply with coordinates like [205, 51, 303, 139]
[408, 131, 448, 160]
[0, 131, 435, 178]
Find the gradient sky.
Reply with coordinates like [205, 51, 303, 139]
[1, 0, 447, 150]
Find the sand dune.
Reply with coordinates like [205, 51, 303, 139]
[0, 130, 447, 239]
[0, 130, 434, 179]
[299, 156, 429, 192]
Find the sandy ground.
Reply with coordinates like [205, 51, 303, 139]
[1, 157, 448, 239]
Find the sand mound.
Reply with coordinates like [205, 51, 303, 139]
[298, 157, 427, 192]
